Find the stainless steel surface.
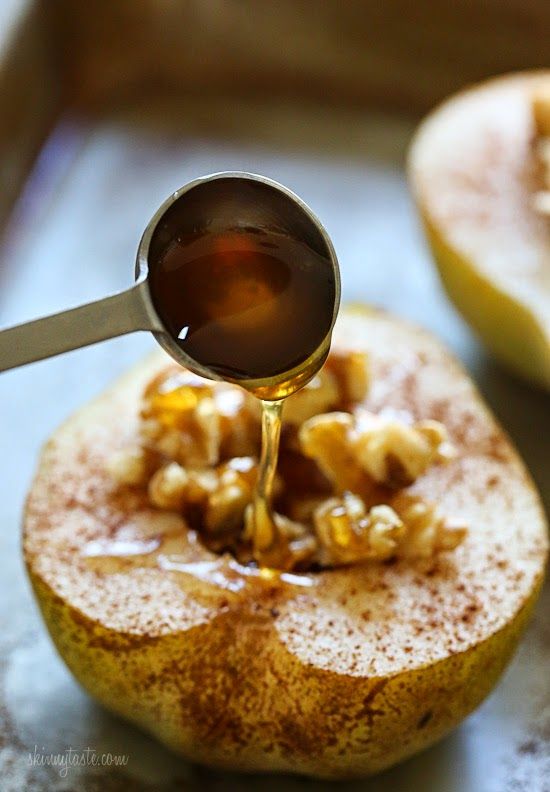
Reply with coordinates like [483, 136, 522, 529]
[0, 100, 548, 792]
[0, 282, 157, 371]
[0, 171, 340, 389]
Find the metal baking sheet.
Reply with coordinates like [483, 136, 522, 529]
[0, 98, 548, 791]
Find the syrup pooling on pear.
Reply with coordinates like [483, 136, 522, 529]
[149, 228, 336, 396]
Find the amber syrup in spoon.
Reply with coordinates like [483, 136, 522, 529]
[149, 227, 336, 560]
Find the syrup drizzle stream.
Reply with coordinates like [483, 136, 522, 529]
[250, 399, 284, 555]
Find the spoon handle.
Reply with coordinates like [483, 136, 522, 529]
[0, 282, 160, 372]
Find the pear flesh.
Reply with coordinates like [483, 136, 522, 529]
[24, 306, 547, 778]
[408, 71, 550, 389]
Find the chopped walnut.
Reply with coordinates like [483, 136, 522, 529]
[149, 462, 217, 511]
[205, 457, 257, 534]
[313, 491, 465, 567]
[532, 83, 550, 216]
[285, 495, 328, 524]
[244, 505, 318, 570]
[299, 408, 455, 491]
[283, 349, 368, 425]
[283, 369, 340, 425]
[141, 367, 259, 467]
[149, 456, 258, 534]
[324, 348, 370, 403]
[139, 352, 368, 469]
[108, 349, 465, 572]
[391, 493, 467, 559]
[353, 409, 455, 486]
[313, 493, 404, 566]
[296, 411, 366, 495]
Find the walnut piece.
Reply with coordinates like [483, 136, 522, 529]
[312, 491, 465, 567]
[148, 456, 258, 536]
[205, 457, 258, 534]
[282, 348, 369, 425]
[324, 348, 370, 403]
[391, 493, 467, 559]
[282, 369, 340, 426]
[313, 493, 404, 565]
[244, 505, 318, 570]
[139, 351, 368, 468]
[299, 408, 455, 492]
[108, 349, 465, 571]
[141, 367, 259, 467]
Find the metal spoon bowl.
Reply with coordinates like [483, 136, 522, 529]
[0, 172, 341, 395]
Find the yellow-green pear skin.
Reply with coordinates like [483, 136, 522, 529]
[24, 306, 548, 778]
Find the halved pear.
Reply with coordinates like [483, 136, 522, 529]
[408, 71, 550, 389]
[24, 306, 547, 779]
